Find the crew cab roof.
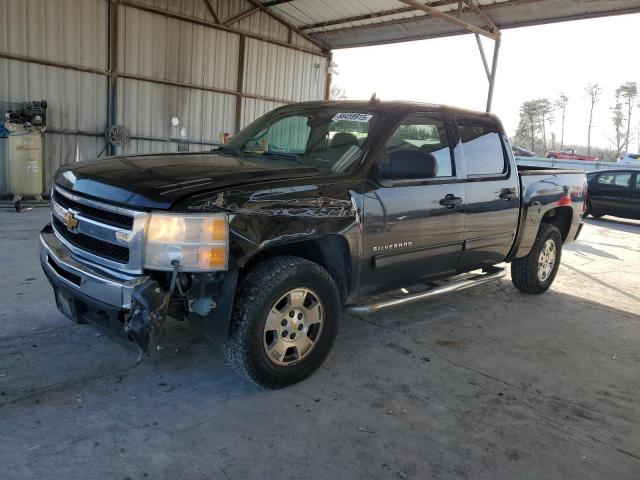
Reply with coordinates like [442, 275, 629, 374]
[281, 100, 501, 121]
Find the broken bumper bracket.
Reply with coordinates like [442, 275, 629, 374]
[127, 280, 170, 356]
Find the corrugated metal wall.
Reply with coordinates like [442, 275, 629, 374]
[0, 0, 329, 192]
[0, 0, 109, 189]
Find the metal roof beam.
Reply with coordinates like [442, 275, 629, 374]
[263, 0, 295, 7]
[118, 0, 327, 57]
[223, 7, 259, 25]
[202, 0, 221, 24]
[302, 7, 415, 31]
[464, 0, 499, 35]
[398, 0, 498, 39]
[300, 1, 458, 31]
[243, 0, 327, 51]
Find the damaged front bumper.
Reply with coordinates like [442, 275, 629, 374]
[40, 225, 153, 351]
[40, 224, 237, 355]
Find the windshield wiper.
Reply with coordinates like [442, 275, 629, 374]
[215, 144, 244, 157]
[262, 151, 305, 166]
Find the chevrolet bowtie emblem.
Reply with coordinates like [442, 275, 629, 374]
[63, 211, 79, 230]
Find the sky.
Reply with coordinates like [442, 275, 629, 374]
[331, 13, 640, 152]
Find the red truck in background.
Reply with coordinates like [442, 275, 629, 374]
[546, 148, 597, 161]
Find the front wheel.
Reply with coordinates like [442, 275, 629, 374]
[223, 256, 340, 388]
[511, 223, 562, 294]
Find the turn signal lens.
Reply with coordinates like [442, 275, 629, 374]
[199, 247, 226, 269]
[201, 217, 227, 242]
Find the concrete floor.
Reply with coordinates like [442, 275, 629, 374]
[1, 206, 639, 480]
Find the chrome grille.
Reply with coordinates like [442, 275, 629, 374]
[52, 216, 130, 263]
[52, 190, 134, 230]
[51, 186, 148, 274]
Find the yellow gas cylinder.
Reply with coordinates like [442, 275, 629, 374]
[7, 127, 44, 199]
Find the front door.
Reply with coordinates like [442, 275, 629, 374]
[454, 116, 520, 270]
[361, 113, 465, 295]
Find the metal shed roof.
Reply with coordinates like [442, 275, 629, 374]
[259, 0, 640, 49]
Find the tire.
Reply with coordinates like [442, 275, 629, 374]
[587, 202, 603, 218]
[585, 201, 594, 218]
[511, 223, 562, 294]
[223, 255, 341, 388]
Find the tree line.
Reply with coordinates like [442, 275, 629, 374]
[512, 81, 638, 161]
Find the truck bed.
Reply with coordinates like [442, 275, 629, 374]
[510, 166, 586, 261]
[517, 165, 585, 175]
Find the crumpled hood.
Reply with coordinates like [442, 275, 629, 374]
[54, 153, 321, 210]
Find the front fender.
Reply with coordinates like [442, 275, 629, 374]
[187, 182, 365, 301]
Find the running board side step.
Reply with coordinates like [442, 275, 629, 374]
[346, 267, 507, 314]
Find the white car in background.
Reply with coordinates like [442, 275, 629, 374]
[618, 153, 640, 164]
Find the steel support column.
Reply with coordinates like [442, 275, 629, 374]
[107, 0, 119, 155]
[474, 33, 501, 112]
[325, 52, 333, 100]
[485, 36, 501, 112]
[235, 35, 246, 134]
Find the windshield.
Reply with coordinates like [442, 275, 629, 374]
[222, 106, 377, 173]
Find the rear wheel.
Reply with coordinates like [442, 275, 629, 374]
[223, 256, 340, 388]
[586, 201, 603, 218]
[511, 223, 562, 294]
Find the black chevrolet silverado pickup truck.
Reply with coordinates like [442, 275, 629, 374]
[40, 101, 586, 387]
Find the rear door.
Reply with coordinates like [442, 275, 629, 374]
[628, 172, 640, 220]
[361, 113, 465, 294]
[590, 171, 633, 216]
[455, 116, 520, 270]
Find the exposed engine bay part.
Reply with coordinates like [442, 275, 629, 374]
[187, 270, 239, 341]
[187, 273, 221, 317]
[126, 260, 182, 357]
[126, 280, 170, 357]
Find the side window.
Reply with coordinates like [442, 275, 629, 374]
[597, 172, 631, 187]
[636, 174, 640, 189]
[380, 115, 454, 180]
[456, 117, 508, 176]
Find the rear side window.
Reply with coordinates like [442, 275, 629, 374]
[597, 172, 631, 187]
[456, 117, 507, 176]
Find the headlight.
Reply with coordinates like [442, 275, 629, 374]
[144, 213, 228, 271]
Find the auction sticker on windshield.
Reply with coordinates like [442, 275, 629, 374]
[332, 112, 373, 123]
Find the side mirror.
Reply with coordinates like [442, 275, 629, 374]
[380, 150, 438, 180]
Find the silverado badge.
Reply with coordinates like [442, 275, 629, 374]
[63, 211, 79, 230]
[372, 241, 413, 253]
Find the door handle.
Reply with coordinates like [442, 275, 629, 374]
[439, 194, 463, 208]
[499, 188, 517, 199]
